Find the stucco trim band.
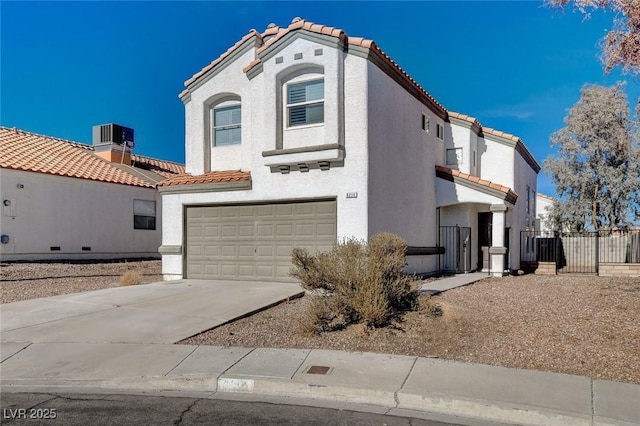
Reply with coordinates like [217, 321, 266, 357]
[158, 180, 252, 195]
[159, 245, 182, 254]
[262, 143, 343, 157]
[489, 246, 508, 255]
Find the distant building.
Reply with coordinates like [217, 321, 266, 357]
[0, 125, 184, 261]
[536, 193, 556, 234]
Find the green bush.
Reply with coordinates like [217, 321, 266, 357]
[290, 233, 419, 331]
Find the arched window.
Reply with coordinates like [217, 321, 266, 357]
[205, 94, 241, 147]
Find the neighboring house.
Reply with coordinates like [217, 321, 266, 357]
[159, 18, 540, 281]
[0, 125, 184, 261]
[536, 193, 556, 234]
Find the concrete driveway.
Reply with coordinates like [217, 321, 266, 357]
[0, 279, 303, 344]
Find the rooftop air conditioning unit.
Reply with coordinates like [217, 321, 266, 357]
[92, 124, 134, 148]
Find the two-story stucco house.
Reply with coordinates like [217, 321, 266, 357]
[158, 18, 540, 281]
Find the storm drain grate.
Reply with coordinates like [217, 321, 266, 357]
[306, 365, 331, 375]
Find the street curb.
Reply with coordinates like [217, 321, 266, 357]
[2, 363, 639, 426]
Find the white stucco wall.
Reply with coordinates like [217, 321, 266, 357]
[0, 169, 161, 260]
[366, 62, 441, 274]
[479, 136, 515, 187]
[447, 122, 473, 174]
[163, 35, 371, 279]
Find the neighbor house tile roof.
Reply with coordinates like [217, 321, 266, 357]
[537, 193, 556, 201]
[181, 18, 446, 118]
[436, 165, 518, 204]
[0, 127, 184, 188]
[157, 170, 251, 187]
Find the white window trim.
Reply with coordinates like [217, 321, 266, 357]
[285, 77, 324, 129]
[436, 123, 444, 140]
[422, 113, 430, 133]
[211, 102, 241, 147]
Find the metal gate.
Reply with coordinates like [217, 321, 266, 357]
[439, 226, 472, 273]
[520, 231, 597, 274]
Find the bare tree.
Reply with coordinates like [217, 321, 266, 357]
[544, 83, 640, 231]
[546, 0, 640, 75]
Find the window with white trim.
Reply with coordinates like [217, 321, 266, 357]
[286, 79, 324, 127]
[436, 123, 444, 140]
[213, 104, 241, 146]
[422, 114, 430, 132]
[134, 199, 156, 230]
[446, 148, 462, 165]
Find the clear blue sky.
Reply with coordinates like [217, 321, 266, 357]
[2, 1, 638, 196]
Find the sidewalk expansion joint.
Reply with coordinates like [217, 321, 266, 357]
[163, 346, 199, 377]
[0, 342, 32, 363]
[219, 347, 256, 376]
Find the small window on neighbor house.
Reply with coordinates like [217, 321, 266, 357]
[287, 79, 324, 127]
[473, 151, 476, 167]
[446, 148, 462, 165]
[422, 114, 430, 133]
[436, 123, 444, 140]
[526, 186, 531, 214]
[213, 104, 241, 146]
[134, 199, 156, 230]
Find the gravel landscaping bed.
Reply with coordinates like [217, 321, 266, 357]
[2, 263, 637, 384]
[0, 260, 162, 304]
[181, 274, 640, 385]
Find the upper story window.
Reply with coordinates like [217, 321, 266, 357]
[213, 104, 241, 146]
[422, 114, 430, 133]
[287, 79, 324, 127]
[436, 123, 444, 140]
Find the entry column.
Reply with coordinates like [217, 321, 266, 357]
[489, 204, 507, 277]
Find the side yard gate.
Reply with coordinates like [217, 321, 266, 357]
[520, 230, 640, 274]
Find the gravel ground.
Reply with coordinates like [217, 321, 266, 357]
[182, 274, 640, 385]
[2, 263, 638, 384]
[0, 260, 162, 303]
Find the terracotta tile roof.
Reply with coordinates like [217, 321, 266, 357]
[157, 170, 251, 187]
[435, 165, 518, 203]
[537, 193, 556, 201]
[0, 127, 183, 188]
[131, 154, 185, 178]
[181, 19, 446, 117]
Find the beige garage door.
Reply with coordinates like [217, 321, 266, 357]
[185, 200, 337, 281]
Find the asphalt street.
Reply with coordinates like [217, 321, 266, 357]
[1, 392, 465, 426]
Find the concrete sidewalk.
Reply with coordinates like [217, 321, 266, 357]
[420, 272, 489, 295]
[1, 342, 638, 425]
[0, 279, 303, 344]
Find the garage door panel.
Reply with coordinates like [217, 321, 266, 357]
[185, 200, 336, 281]
[238, 225, 255, 237]
[257, 224, 274, 237]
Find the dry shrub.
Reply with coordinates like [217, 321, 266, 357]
[119, 271, 142, 286]
[291, 233, 420, 332]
